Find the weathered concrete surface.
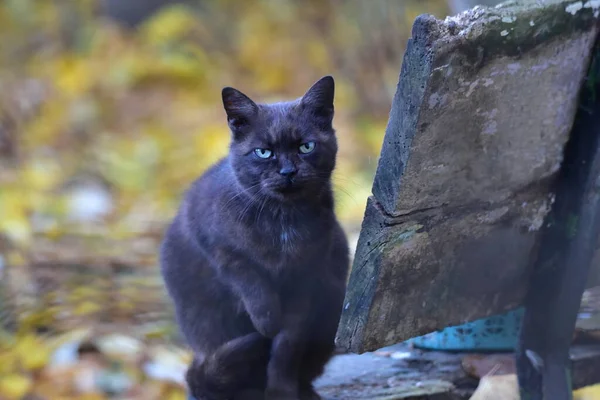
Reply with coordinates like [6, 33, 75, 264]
[373, 1, 598, 216]
[337, 0, 600, 353]
[315, 343, 473, 399]
[313, 342, 600, 399]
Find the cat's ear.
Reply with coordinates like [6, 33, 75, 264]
[222, 87, 259, 133]
[300, 76, 335, 126]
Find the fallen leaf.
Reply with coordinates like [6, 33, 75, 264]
[469, 374, 519, 400]
[0, 373, 33, 400]
[575, 384, 600, 399]
[462, 354, 516, 378]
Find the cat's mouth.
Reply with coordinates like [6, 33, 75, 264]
[273, 182, 301, 194]
[264, 179, 304, 198]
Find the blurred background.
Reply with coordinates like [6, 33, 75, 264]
[0, 0, 490, 399]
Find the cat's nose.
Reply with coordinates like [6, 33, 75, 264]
[279, 165, 297, 178]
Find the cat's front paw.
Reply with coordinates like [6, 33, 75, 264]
[234, 389, 265, 400]
[249, 296, 282, 338]
[252, 307, 282, 338]
[299, 387, 321, 400]
[265, 387, 299, 400]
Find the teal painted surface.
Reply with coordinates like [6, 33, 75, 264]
[409, 308, 524, 351]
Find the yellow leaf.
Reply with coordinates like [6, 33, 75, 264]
[139, 5, 198, 46]
[193, 124, 229, 169]
[22, 101, 66, 149]
[5, 250, 26, 267]
[0, 187, 31, 246]
[21, 161, 54, 189]
[0, 351, 17, 375]
[575, 384, 600, 399]
[0, 374, 32, 400]
[13, 334, 51, 370]
[74, 300, 102, 316]
[165, 387, 187, 400]
[54, 56, 93, 97]
[305, 40, 331, 71]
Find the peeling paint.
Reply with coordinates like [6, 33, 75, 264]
[529, 20, 535, 26]
[500, 29, 510, 36]
[423, 164, 447, 172]
[528, 198, 554, 232]
[432, 64, 450, 73]
[466, 79, 480, 97]
[502, 16, 517, 23]
[584, 0, 600, 9]
[507, 63, 521, 74]
[396, 224, 423, 243]
[479, 108, 499, 135]
[428, 92, 448, 109]
[428, 93, 440, 109]
[566, 1, 583, 14]
[531, 60, 553, 72]
[477, 206, 510, 224]
[385, 330, 396, 343]
[482, 120, 498, 135]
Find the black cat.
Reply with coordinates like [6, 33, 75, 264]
[159, 76, 349, 400]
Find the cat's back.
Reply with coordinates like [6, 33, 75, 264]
[187, 157, 233, 202]
[180, 157, 235, 221]
[161, 157, 233, 254]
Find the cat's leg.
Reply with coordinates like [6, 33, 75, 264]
[264, 292, 313, 400]
[234, 389, 266, 400]
[172, 278, 270, 399]
[186, 332, 271, 400]
[215, 249, 283, 339]
[298, 272, 347, 400]
[264, 330, 305, 400]
[297, 307, 338, 400]
[297, 343, 334, 400]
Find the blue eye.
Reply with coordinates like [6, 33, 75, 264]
[299, 142, 316, 154]
[254, 148, 273, 159]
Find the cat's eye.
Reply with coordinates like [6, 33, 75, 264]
[299, 142, 316, 154]
[254, 148, 273, 159]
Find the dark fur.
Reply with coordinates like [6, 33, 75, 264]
[160, 76, 349, 400]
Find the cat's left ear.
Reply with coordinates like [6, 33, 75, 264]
[300, 76, 335, 126]
[222, 87, 259, 135]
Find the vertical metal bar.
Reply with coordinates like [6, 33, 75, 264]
[517, 37, 600, 400]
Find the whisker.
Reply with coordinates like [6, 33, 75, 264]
[332, 185, 360, 205]
[254, 192, 269, 225]
[314, 172, 363, 187]
[221, 182, 263, 211]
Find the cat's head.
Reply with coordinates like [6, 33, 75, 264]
[222, 76, 337, 202]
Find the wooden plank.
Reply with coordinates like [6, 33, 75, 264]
[336, 0, 600, 353]
[516, 37, 600, 400]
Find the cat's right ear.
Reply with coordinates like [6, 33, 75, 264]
[300, 76, 335, 129]
[222, 87, 258, 136]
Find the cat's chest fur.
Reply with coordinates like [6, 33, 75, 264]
[245, 205, 330, 266]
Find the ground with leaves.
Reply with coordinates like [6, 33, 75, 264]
[0, 1, 455, 399]
[5, 2, 599, 400]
